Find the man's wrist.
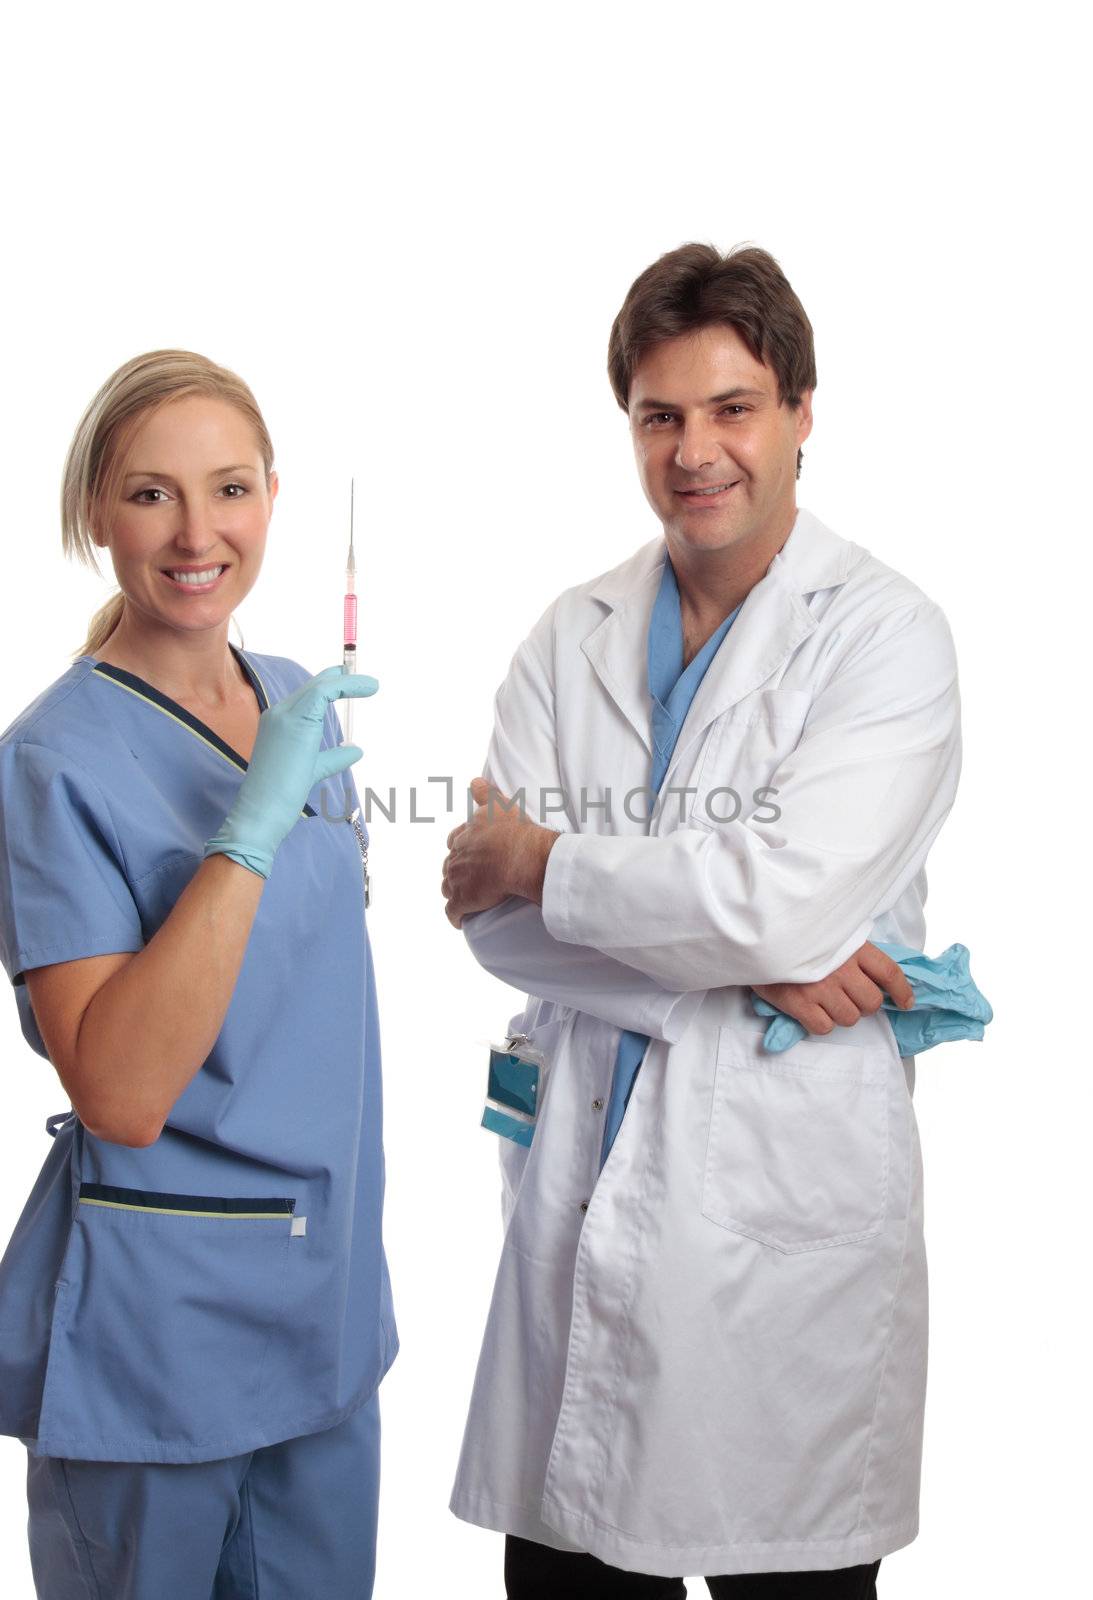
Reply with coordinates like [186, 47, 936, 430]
[510, 825, 559, 904]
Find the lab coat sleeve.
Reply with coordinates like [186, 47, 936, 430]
[541, 599, 962, 990]
[461, 624, 703, 1045]
[0, 740, 145, 987]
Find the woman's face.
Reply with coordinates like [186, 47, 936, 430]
[95, 393, 277, 637]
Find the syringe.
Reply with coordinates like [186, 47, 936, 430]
[343, 479, 357, 742]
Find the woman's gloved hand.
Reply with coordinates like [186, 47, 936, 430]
[204, 666, 379, 879]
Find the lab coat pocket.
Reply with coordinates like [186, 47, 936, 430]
[39, 1186, 294, 1457]
[702, 1032, 888, 1253]
[690, 688, 812, 830]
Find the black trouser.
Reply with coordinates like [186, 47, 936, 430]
[504, 1535, 881, 1598]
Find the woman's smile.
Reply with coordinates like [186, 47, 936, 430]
[160, 561, 229, 593]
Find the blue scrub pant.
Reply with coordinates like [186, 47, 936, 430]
[25, 1390, 380, 1600]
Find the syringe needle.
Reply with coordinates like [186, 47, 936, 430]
[343, 477, 357, 743]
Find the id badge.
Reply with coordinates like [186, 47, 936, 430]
[481, 1034, 547, 1148]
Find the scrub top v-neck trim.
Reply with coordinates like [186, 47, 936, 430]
[84, 644, 316, 818]
[647, 558, 741, 793]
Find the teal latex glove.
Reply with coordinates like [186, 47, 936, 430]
[204, 666, 378, 879]
[750, 941, 993, 1058]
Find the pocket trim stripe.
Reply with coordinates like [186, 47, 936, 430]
[77, 1183, 295, 1219]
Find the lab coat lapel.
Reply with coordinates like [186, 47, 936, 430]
[657, 508, 857, 787]
[580, 540, 664, 757]
[660, 569, 812, 782]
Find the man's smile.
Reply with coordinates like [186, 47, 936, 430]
[674, 480, 741, 505]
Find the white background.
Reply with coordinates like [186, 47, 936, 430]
[0, 2, 1087, 1594]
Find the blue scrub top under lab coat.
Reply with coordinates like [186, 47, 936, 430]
[601, 557, 741, 1163]
[0, 645, 397, 1463]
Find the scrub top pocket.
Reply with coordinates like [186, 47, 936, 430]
[702, 1032, 888, 1254]
[37, 1187, 295, 1460]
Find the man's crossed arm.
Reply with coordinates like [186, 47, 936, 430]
[442, 777, 915, 1038]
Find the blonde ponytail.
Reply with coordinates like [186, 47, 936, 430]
[79, 593, 126, 659]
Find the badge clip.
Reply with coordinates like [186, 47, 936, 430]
[481, 1034, 548, 1148]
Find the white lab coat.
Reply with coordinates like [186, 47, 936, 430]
[450, 507, 962, 1577]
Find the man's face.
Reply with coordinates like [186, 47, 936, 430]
[628, 323, 812, 556]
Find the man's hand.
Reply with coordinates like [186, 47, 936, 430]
[752, 941, 914, 1036]
[442, 778, 559, 929]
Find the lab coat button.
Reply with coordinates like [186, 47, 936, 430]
[592, 1098, 604, 1112]
[579, 1200, 589, 1213]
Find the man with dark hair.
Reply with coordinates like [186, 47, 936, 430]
[442, 242, 962, 1597]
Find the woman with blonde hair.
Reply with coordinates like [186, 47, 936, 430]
[0, 351, 396, 1598]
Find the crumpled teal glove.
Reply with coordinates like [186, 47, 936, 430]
[750, 941, 993, 1057]
[204, 666, 378, 879]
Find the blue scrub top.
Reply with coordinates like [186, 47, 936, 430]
[0, 645, 397, 1463]
[600, 557, 741, 1164]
